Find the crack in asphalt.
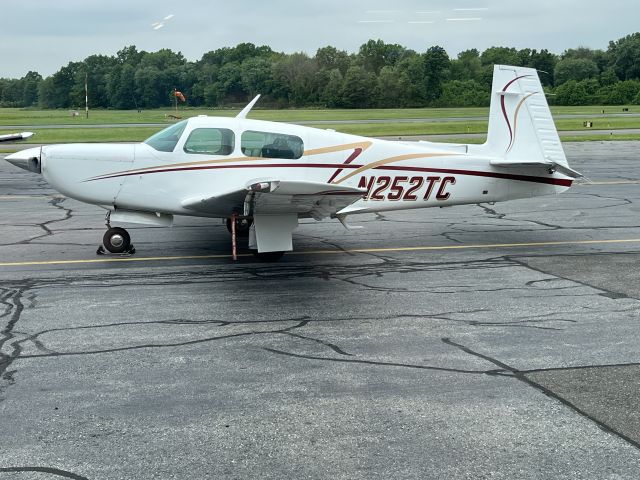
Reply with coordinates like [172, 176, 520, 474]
[2, 196, 75, 247]
[442, 338, 640, 451]
[0, 282, 33, 399]
[15, 319, 312, 362]
[509, 254, 639, 301]
[0, 466, 90, 480]
[279, 331, 354, 357]
[263, 347, 505, 375]
[1, 245, 635, 401]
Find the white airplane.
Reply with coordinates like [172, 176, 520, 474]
[0, 132, 34, 142]
[5, 65, 580, 261]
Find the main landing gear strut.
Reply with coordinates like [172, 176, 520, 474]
[226, 215, 285, 262]
[96, 211, 136, 255]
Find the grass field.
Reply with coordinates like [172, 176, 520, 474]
[0, 105, 636, 126]
[0, 106, 639, 145]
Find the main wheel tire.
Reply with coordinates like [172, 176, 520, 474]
[252, 251, 285, 262]
[103, 227, 131, 254]
[226, 217, 252, 238]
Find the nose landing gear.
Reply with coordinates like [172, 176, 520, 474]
[96, 211, 136, 256]
[102, 227, 134, 254]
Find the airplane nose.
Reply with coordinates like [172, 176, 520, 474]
[5, 147, 42, 173]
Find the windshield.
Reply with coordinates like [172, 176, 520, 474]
[144, 120, 188, 152]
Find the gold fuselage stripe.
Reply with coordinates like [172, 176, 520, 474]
[91, 141, 374, 180]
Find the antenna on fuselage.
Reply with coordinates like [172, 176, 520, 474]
[236, 94, 261, 119]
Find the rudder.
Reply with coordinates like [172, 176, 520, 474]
[485, 65, 569, 170]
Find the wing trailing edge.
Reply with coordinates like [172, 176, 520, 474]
[181, 180, 366, 219]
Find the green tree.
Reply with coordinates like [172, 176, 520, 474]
[339, 65, 377, 108]
[316, 46, 352, 74]
[200, 43, 273, 67]
[0, 78, 23, 107]
[241, 57, 273, 99]
[376, 66, 403, 108]
[526, 49, 558, 86]
[438, 80, 490, 107]
[599, 68, 619, 86]
[554, 58, 599, 85]
[272, 53, 319, 106]
[598, 80, 640, 104]
[320, 69, 344, 107]
[450, 49, 482, 83]
[134, 66, 165, 108]
[480, 47, 521, 66]
[116, 45, 145, 67]
[215, 62, 244, 104]
[396, 54, 426, 107]
[423, 46, 450, 104]
[107, 64, 138, 109]
[608, 33, 640, 80]
[358, 39, 406, 74]
[71, 55, 116, 108]
[38, 62, 79, 108]
[553, 80, 598, 105]
[21, 71, 42, 107]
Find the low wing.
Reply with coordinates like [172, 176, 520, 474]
[181, 180, 366, 220]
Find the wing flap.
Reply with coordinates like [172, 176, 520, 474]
[182, 180, 366, 219]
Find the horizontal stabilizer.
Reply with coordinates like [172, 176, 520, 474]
[490, 159, 582, 178]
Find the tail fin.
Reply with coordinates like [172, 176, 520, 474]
[485, 65, 579, 177]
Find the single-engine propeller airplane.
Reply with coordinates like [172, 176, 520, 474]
[5, 65, 580, 261]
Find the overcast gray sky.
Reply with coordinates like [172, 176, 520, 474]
[2, 0, 638, 78]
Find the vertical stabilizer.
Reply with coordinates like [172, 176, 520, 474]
[485, 65, 568, 169]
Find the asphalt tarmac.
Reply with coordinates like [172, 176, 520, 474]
[1, 142, 640, 479]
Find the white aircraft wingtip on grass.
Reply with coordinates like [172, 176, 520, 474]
[0, 132, 34, 142]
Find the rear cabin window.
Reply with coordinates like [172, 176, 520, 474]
[144, 120, 188, 152]
[183, 128, 235, 155]
[241, 131, 304, 159]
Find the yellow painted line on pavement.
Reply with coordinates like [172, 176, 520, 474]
[0, 253, 239, 267]
[2, 238, 640, 268]
[577, 180, 640, 186]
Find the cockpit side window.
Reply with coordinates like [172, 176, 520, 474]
[184, 128, 235, 156]
[241, 131, 304, 159]
[144, 120, 188, 152]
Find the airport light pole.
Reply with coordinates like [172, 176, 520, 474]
[85, 73, 89, 119]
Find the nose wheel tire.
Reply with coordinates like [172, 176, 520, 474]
[103, 227, 131, 254]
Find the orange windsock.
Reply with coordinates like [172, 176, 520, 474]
[174, 91, 186, 102]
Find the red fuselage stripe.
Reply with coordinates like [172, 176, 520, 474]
[327, 148, 364, 184]
[88, 163, 572, 187]
[377, 165, 573, 187]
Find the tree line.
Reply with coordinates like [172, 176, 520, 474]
[2, 33, 640, 110]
